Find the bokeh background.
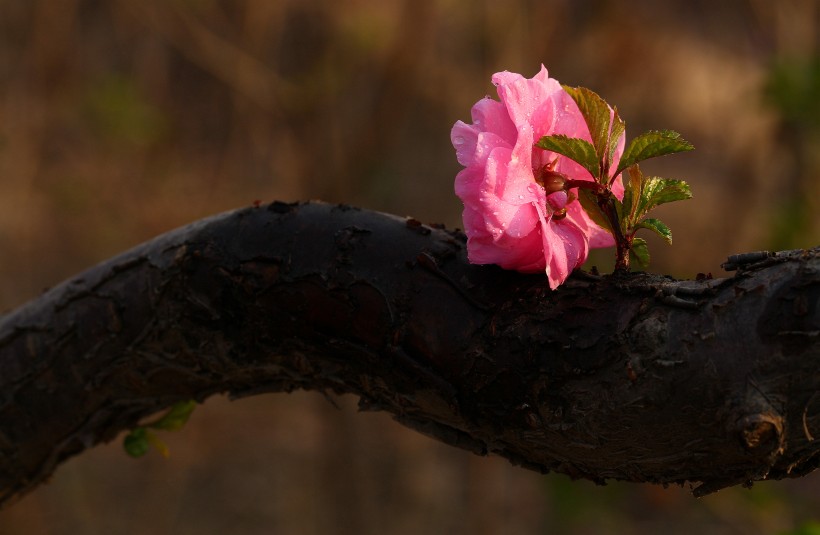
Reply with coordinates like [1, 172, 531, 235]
[1, 0, 819, 534]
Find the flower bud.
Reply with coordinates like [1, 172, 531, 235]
[536, 169, 567, 194]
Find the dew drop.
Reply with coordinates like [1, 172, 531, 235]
[453, 136, 465, 146]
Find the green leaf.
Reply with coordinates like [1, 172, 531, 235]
[637, 218, 673, 244]
[145, 430, 170, 458]
[123, 427, 172, 458]
[562, 85, 612, 173]
[620, 164, 642, 229]
[779, 521, 820, 535]
[636, 176, 693, 217]
[630, 237, 650, 269]
[536, 135, 600, 178]
[617, 130, 694, 176]
[124, 428, 150, 458]
[613, 197, 627, 234]
[124, 400, 196, 459]
[577, 188, 612, 234]
[150, 400, 197, 431]
[607, 107, 626, 172]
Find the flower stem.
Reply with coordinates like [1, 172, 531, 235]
[598, 195, 630, 271]
[564, 177, 630, 271]
[565, 179, 606, 194]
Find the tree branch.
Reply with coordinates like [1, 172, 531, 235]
[0, 201, 818, 506]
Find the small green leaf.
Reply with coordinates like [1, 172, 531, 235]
[577, 188, 612, 233]
[636, 176, 693, 217]
[617, 130, 694, 176]
[620, 164, 643, 229]
[536, 135, 600, 179]
[562, 85, 612, 172]
[612, 196, 627, 234]
[150, 400, 197, 431]
[630, 237, 650, 269]
[124, 427, 150, 458]
[123, 427, 173, 458]
[145, 430, 171, 458]
[607, 107, 626, 171]
[124, 400, 196, 459]
[779, 521, 820, 535]
[637, 218, 673, 244]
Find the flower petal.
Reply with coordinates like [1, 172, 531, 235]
[545, 220, 589, 289]
[451, 121, 479, 167]
[494, 66, 558, 137]
[463, 205, 545, 270]
[533, 199, 589, 289]
[471, 97, 517, 146]
[454, 167, 484, 208]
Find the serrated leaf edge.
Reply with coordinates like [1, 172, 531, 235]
[616, 130, 694, 177]
[636, 217, 673, 245]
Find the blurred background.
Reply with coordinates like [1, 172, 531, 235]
[0, 0, 819, 533]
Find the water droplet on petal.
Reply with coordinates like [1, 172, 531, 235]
[453, 136, 465, 146]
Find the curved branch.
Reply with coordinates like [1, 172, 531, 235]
[0, 201, 818, 506]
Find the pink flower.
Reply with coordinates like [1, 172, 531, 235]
[451, 66, 623, 289]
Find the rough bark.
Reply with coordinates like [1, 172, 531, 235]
[0, 201, 818, 506]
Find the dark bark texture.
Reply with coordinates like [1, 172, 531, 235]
[0, 201, 818, 506]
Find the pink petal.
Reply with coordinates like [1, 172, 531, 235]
[451, 121, 479, 167]
[552, 89, 590, 140]
[491, 70, 526, 89]
[453, 167, 484, 208]
[494, 68, 558, 137]
[486, 145, 537, 209]
[468, 229, 545, 271]
[470, 97, 517, 146]
[463, 205, 545, 270]
[474, 131, 511, 168]
[451, 122, 511, 170]
[504, 202, 540, 238]
[533, 200, 589, 289]
[503, 126, 538, 202]
[545, 219, 589, 289]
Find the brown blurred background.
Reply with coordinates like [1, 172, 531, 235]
[0, 1, 819, 534]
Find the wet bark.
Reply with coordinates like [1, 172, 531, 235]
[0, 201, 818, 506]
